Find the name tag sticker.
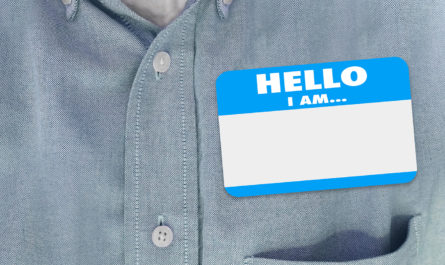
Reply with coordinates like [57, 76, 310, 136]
[216, 57, 417, 197]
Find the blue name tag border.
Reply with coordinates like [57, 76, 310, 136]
[225, 171, 417, 197]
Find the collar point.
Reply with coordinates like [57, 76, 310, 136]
[63, 0, 79, 22]
[216, 0, 232, 20]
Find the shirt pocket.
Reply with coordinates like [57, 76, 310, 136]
[242, 215, 421, 265]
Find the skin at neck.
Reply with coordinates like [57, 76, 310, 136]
[121, 0, 188, 27]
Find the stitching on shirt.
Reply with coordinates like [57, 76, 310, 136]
[120, 16, 138, 42]
[92, 0, 149, 48]
[215, 0, 227, 19]
[133, 57, 145, 265]
[413, 215, 421, 257]
[66, 0, 79, 21]
[179, 15, 190, 265]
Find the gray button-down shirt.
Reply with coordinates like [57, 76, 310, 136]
[1, 0, 444, 264]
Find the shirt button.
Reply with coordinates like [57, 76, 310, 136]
[152, 225, 173, 248]
[153, 51, 171, 73]
[223, 0, 233, 5]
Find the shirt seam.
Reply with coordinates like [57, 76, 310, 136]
[179, 13, 190, 265]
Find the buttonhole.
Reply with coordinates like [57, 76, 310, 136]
[157, 215, 164, 225]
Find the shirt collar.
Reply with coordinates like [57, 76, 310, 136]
[62, 0, 233, 22]
[216, 0, 231, 19]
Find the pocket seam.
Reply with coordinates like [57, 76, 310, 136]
[413, 214, 421, 256]
[244, 256, 254, 265]
[243, 214, 422, 264]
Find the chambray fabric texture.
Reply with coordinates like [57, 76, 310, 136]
[0, 0, 444, 265]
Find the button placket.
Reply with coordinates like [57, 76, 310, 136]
[123, 5, 199, 265]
